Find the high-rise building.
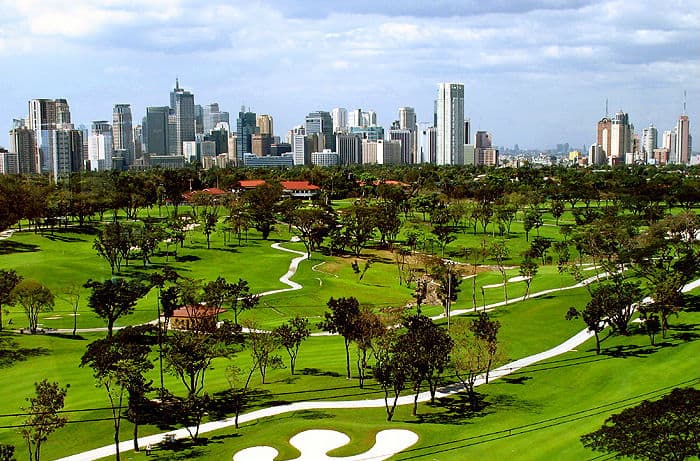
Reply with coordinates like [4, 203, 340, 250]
[676, 115, 692, 164]
[610, 110, 632, 163]
[398, 107, 416, 131]
[595, 117, 612, 165]
[305, 111, 335, 151]
[112, 104, 134, 166]
[256, 114, 274, 136]
[28, 98, 73, 174]
[203, 103, 230, 134]
[172, 80, 195, 158]
[436, 82, 465, 165]
[336, 133, 362, 165]
[52, 129, 83, 177]
[418, 123, 436, 164]
[474, 131, 492, 148]
[361, 139, 401, 165]
[292, 134, 311, 166]
[663, 129, 677, 162]
[9, 126, 37, 174]
[88, 121, 113, 171]
[144, 107, 169, 155]
[331, 108, 347, 133]
[641, 124, 658, 162]
[389, 129, 411, 164]
[349, 109, 363, 128]
[236, 109, 257, 162]
[464, 118, 471, 145]
[348, 126, 384, 142]
[252, 134, 272, 156]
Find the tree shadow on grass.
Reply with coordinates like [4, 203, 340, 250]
[151, 439, 208, 460]
[175, 255, 201, 263]
[294, 409, 336, 420]
[208, 388, 274, 420]
[0, 338, 50, 368]
[47, 332, 88, 341]
[42, 233, 86, 243]
[682, 294, 700, 312]
[601, 344, 659, 358]
[0, 241, 39, 255]
[299, 367, 341, 377]
[412, 393, 494, 425]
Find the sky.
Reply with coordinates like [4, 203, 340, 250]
[1, 0, 698, 150]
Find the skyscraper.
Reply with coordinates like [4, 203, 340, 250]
[436, 82, 465, 165]
[236, 109, 257, 162]
[172, 80, 195, 158]
[203, 103, 230, 134]
[595, 117, 612, 164]
[305, 111, 334, 151]
[609, 111, 632, 164]
[256, 114, 274, 136]
[112, 104, 134, 166]
[331, 108, 348, 133]
[28, 98, 73, 174]
[88, 121, 113, 171]
[398, 107, 416, 131]
[9, 125, 37, 174]
[144, 107, 169, 155]
[676, 115, 692, 164]
[389, 129, 411, 164]
[641, 124, 658, 162]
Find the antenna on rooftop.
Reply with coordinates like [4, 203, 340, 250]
[605, 98, 608, 118]
[683, 90, 687, 115]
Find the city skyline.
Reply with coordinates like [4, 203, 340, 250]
[1, 0, 698, 150]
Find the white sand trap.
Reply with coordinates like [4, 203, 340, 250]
[44, 316, 63, 320]
[233, 429, 418, 461]
[583, 266, 600, 271]
[508, 275, 531, 283]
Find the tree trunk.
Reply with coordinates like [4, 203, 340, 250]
[133, 422, 139, 452]
[345, 339, 351, 379]
[594, 330, 601, 355]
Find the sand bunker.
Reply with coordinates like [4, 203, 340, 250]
[233, 428, 418, 461]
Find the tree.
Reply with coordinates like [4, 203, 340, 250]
[352, 308, 385, 389]
[581, 387, 700, 461]
[20, 380, 68, 461]
[93, 221, 130, 274]
[373, 337, 409, 421]
[0, 269, 22, 331]
[226, 278, 259, 325]
[566, 301, 606, 355]
[164, 321, 242, 396]
[58, 283, 81, 337]
[433, 262, 462, 330]
[12, 280, 54, 334]
[84, 278, 150, 337]
[523, 208, 542, 241]
[431, 223, 456, 257]
[341, 201, 376, 256]
[201, 210, 218, 249]
[245, 182, 282, 239]
[489, 240, 510, 304]
[273, 315, 310, 375]
[550, 200, 565, 225]
[399, 315, 453, 415]
[80, 331, 153, 461]
[245, 320, 283, 384]
[0, 444, 16, 461]
[291, 208, 335, 257]
[174, 393, 211, 444]
[518, 256, 538, 299]
[319, 297, 361, 379]
[451, 321, 490, 406]
[469, 312, 502, 383]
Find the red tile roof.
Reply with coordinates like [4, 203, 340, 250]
[171, 306, 227, 318]
[238, 180, 267, 188]
[281, 181, 320, 191]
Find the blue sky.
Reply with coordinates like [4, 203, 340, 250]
[1, 0, 698, 150]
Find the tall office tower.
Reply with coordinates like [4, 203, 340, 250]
[436, 82, 465, 165]
[336, 133, 362, 165]
[0, 150, 19, 174]
[52, 129, 83, 178]
[133, 125, 143, 159]
[464, 118, 471, 145]
[418, 123, 437, 164]
[363, 110, 377, 127]
[252, 134, 272, 156]
[172, 80, 195, 157]
[9, 126, 37, 174]
[474, 131, 492, 148]
[256, 114, 274, 136]
[236, 108, 257, 162]
[305, 111, 335, 151]
[389, 129, 411, 164]
[144, 107, 169, 154]
[112, 104, 134, 166]
[167, 114, 178, 155]
[663, 129, 677, 162]
[292, 134, 311, 166]
[332, 108, 348, 133]
[595, 117, 612, 164]
[203, 103, 230, 134]
[88, 121, 113, 171]
[349, 109, 363, 128]
[28, 98, 73, 173]
[676, 115, 691, 164]
[194, 104, 204, 134]
[641, 124, 658, 162]
[610, 110, 632, 163]
[398, 107, 416, 131]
